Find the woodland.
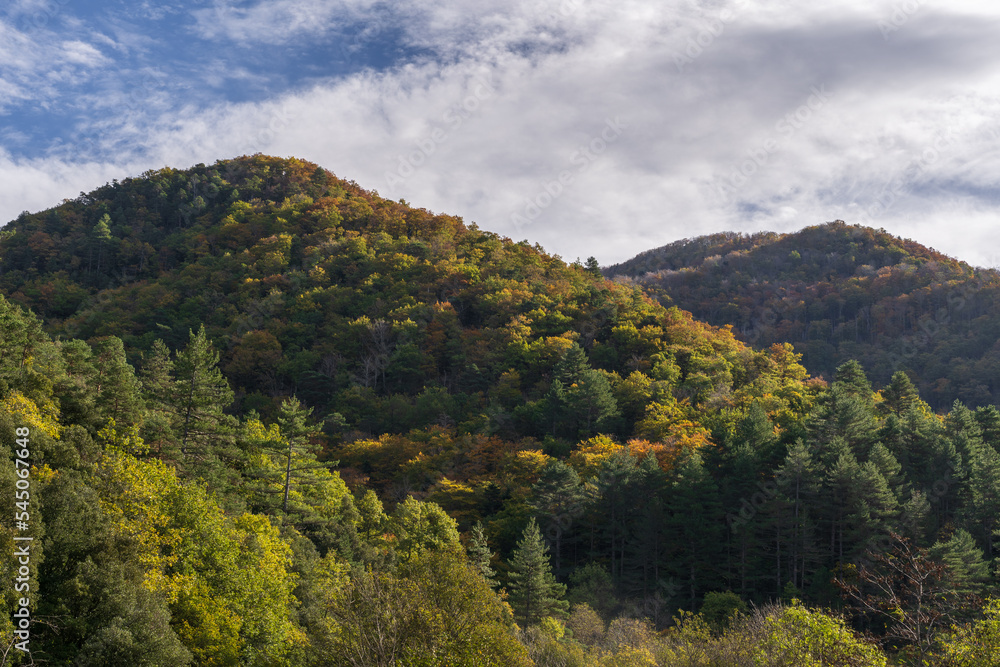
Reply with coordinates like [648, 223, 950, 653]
[0, 155, 999, 665]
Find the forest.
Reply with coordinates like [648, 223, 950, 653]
[606, 221, 1000, 412]
[0, 155, 999, 665]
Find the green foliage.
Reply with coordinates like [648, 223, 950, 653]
[391, 496, 461, 562]
[700, 590, 748, 632]
[940, 597, 1000, 666]
[322, 550, 530, 666]
[4, 157, 1000, 663]
[508, 517, 569, 626]
[606, 220, 1000, 412]
[752, 602, 887, 666]
[469, 520, 499, 587]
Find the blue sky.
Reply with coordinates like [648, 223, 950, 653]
[4, 0, 1000, 266]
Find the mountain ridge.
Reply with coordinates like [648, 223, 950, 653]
[607, 220, 1000, 409]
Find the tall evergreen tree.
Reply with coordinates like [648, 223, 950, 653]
[929, 529, 990, 596]
[665, 450, 724, 606]
[174, 325, 234, 452]
[469, 521, 498, 588]
[545, 343, 618, 437]
[974, 404, 1000, 453]
[274, 397, 331, 514]
[774, 440, 821, 592]
[880, 370, 921, 416]
[508, 518, 568, 625]
[93, 336, 145, 427]
[530, 459, 585, 577]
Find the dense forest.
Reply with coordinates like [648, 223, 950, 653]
[1, 155, 1000, 665]
[606, 222, 1000, 411]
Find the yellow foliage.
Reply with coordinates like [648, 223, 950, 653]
[95, 450, 185, 599]
[569, 435, 623, 478]
[512, 449, 553, 475]
[97, 418, 149, 456]
[1, 390, 61, 439]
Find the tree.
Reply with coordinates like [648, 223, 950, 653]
[773, 440, 821, 593]
[91, 213, 113, 276]
[939, 597, 1000, 666]
[546, 343, 618, 437]
[666, 450, 723, 607]
[753, 602, 888, 667]
[322, 551, 530, 667]
[835, 532, 977, 662]
[880, 371, 920, 416]
[530, 459, 585, 576]
[93, 336, 145, 427]
[929, 529, 990, 596]
[274, 397, 331, 514]
[508, 517, 568, 626]
[171, 326, 236, 480]
[469, 521, 499, 588]
[391, 496, 460, 562]
[585, 256, 603, 278]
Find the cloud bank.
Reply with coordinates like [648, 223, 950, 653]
[3, 0, 1000, 266]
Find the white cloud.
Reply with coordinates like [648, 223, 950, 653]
[191, 0, 380, 44]
[7, 0, 1000, 269]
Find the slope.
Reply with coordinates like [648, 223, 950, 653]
[606, 220, 1000, 410]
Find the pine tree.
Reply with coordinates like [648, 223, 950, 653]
[929, 529, 989, 595]
[93, 336, 144, 427]
[666, 450, 724, 606]
[469, 521, 498, 588]
[546, 343, 618, 437]
[974, 405, 1000, 453]
[530, 460, 585, 576]
[164, 326, 237, 482]
[774, 440, 821, 592]
[140, 339, 178, 454]
[90, 213, 113, 276]
[880, 371, 920, 416]
[174, 325, 234, 452]
[274, 397, 332, 514]
[508, 518, 568, 625]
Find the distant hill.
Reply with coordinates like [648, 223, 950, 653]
[606, 220, 1000, 410]
[0, 154, 802, 439]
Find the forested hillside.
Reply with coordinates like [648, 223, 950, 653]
[1, 156, 999, 665]
[606, 221, 1000, 411]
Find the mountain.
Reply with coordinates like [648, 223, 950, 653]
[606, 220, 1000, 410]
[4, 158, 1000, 664]
[0, 155, 812, 441]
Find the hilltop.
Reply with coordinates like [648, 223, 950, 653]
[607, 220, 1000, 410]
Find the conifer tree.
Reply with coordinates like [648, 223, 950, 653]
[173, 325, 235, 458]
[275, 397, 331, 514]
[666, 450, 724, 606]
[880, 371, 921, 416]
[469, 521, 498, 588]
[530, 459, 585, 576]
[973, 405, 1000, 449]
[508, 518, 568, 625]
[545, 343, 618, 437]
[929, 529, 990, 596]
[93, 336, 144, 427]
[90, 213, 113, 276]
